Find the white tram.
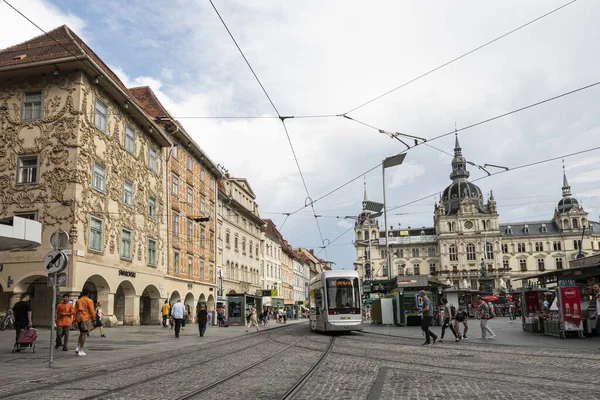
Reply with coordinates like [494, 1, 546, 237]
[309, 270, 363, 332]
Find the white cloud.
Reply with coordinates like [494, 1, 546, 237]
[571, 169, 600, 184]
[388, 163, 427, 188]
[337, 220, 353, 230]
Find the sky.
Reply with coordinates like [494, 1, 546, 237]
[1, 0, 600, 270]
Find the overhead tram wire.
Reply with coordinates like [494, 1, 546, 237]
[344, 0, 578, 115]
[278, 79, 600, 220]
[208, 0, 328, 259]
[317, 225, 355, 256]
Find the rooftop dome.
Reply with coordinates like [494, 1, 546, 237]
[441, 135, 486, 216]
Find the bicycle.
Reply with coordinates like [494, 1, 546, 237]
[0, 309, 14, 331]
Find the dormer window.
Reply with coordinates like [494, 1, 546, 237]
[540, 224, 547, 233]
[523, 225, 530, 234]
[505, 225, 513, 235]
[420, 230, 425, 236]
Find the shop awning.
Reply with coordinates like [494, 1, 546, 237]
[519, 264, 600, 286]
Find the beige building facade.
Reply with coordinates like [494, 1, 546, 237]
[355, 136, 600, 293]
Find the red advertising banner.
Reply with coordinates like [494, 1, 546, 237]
[525, 291, 539, 314]
[560, 286, 582, 331]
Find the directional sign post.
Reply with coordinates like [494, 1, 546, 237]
[46, 228, 69, 368]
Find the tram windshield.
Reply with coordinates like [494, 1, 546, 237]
[326, 277, 360, 315]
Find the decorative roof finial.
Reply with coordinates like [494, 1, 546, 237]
[562, 159, 571, 198]
[363, 176, 368, 202]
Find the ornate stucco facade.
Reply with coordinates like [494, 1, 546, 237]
[355, 136, 600, 293]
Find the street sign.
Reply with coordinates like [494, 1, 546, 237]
[49, 229, 69, 251]
[47, 273, 67, 287]
[44, 250, 68, 274]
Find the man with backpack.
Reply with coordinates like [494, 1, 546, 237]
[477, 296, 496, 340]
[439, 297, 460, 342]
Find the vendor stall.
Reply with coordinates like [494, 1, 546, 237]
[394, 275, 446, 326]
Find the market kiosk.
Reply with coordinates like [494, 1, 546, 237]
[226, 293, 262, 326]
[394, 275, 446, 326]
[519, 255, 600, 338]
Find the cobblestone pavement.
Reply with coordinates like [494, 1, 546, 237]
[1, 320, 598, 399]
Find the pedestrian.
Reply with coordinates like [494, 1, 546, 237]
[245, 305, 260, 333]
[508, 299, 515, 323]
[88, 301, 107, 338]
[217, 307, 223, 327]
[419, 290, 437, 345]
[439, 297, 460, 343]
[169, 304, 175, 330]
[477, 296, 496, 340]
[454, 310, 469, 339]
[12, 293, 32, 352]
[55, 293, 75, 351]
[182, 304, 189, 330]
[75, 290, 96, 356]
[161, 300, 170, 328]
[197, 302, 208, 337]
[208, 308, 213, 326]
[591, 284, 600, 336]
[171, 300, 186, 338]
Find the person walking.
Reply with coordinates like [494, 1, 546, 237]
[245, 305, 260, 333]
[477, 296, 496, 340]
[88, 301, 107, 338]
[12, 293, 32, 352]
[439, 297, 460, 343]
[171, 300, 186, 338]
[507, 299, 516, 323]
[591, 284, 600, 336]
[161, 300, 170, 328]
[217, 307, 223, 327]
[75, 290, 96, 356]
[55, 293, 75, 351]
[420, 290, 437, 346]
[197, 303, 208, 337]
[454, 310, 469, 339]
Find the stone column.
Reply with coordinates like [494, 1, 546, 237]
[123, 295, 140, 326]
[104, 293, 118, 327]
[149, 297, 161, 325]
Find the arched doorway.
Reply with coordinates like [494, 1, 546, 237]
[228, 289, 236, 295]
[115, 280, 137, 325]
[13, 275, 52, 327]
[140, 285, 161, 325]
[82, 275, 110, 306]
[207, 294, 215, 312]
[169, 291, 181, 305]
[184, 292, 195, 323]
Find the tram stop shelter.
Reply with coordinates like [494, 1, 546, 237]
[226, 293, 262, 326]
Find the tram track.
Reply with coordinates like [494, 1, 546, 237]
[1, 323, 301, 399]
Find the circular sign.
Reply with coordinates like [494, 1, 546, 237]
[564, 288, 576, 298]
[464, 221, 474, 229]
[44, 250, 68, 274]
[50, 229, 69, 250]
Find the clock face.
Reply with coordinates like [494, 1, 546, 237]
[464, 221, 473, 229]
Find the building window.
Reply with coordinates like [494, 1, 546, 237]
[234, 236, 239, 250]
[172, 175, 179, 196]
[428, 248, 435, 257]
[210, 231, 214, 250]
[200, 169, 205, 181]
[125, 125, 135, 154]
[210, 203, 215, 219]
[148, 196, 156, 219]
[173, 212, 179, 235]
[573, 219, 579, 229]
[412, 248, 419, 257]
[242, 238, 246, 254]
[517, 243, 526, 252]
[92, 161, 106, 192]
[187, 155, 193, 171]
[429, 263, 436, 273]
[209, 264, 214, 281]
[148, 239, 157, 266]
[89, 216, 103, 252]
[123, 180, 133, 207]
[225, 230, 230, 246]
[149, 147, 157, 172]
[14, 212, 37, 220]
[95, 99, 107, 133]
[200, 196, 205, 212]
[501, 244, 508, 253]
[172, 145, 178, 159]
[17, 155, 39, 185]
[201, 229, 206, 247]
[413, 264, 420, 275]
[210, 177, 215, 191]
[187, 219, 193, 240]
[519, 259, 527, 271]
[486, 243, 494, 259]
[503, 259, 509, 269]
[256, 245, 259, 257]
[398, 249, 404, 258]
[250, 241, 254, 257]
[574, 240, 581, 250]
[449, 244, 457, 262]
[200, 261, 205, 280]
[121, 229, 132, 260]
[174, 251, 180, 275]
[537, 258, 545, 271]
[188, 256, 193, 279]
[466, 244, 476, 261]
[535, 242, 544, 252]
[556, 257, 563, 269]
[187, 185, 193, 204]
[22, 91, 42, 121]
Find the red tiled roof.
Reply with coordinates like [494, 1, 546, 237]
[263, 219, 284, 243]
[129, 86, 171, 118]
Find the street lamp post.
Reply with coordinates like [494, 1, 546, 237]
[382, 153, 406, 280]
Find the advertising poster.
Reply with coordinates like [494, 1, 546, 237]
[525, 291, 540, 314]
[559, 286, 583, 331]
